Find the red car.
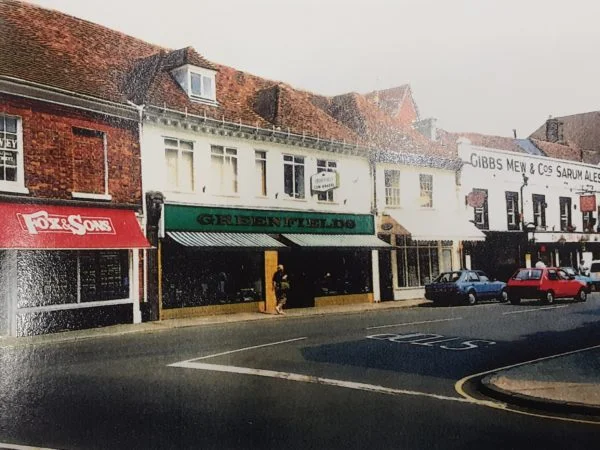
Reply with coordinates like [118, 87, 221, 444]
[507, 267, 588, 305]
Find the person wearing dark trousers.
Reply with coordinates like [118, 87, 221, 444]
[272, 264, 289, 314]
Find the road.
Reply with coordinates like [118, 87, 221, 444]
[0, 296, 599, 449]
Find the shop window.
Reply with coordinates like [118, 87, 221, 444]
[0, 114, 27, 194]
[384, 170, 401, 207]
[505, 191, 519, 230]
[532, 194, 546, 228]
[582, 211, 595, 233]
[283, 154, 305, 199]
[162, 248, 265, 308]
[255, 150, 267, 197]
[211, 145, 238, 194]
[72, 127, 107, 198]
[395, 236, 449, 287]
[559, 197, 572, 231]
[419, 174, 433, 208]
[473, 188, 488, 229]
[316, 159, 337, 202]
[165, 138, 194, 192]
[17, 250, 128, 308]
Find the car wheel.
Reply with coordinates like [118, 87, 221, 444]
[498, 288, 509, 303]
[466, 291, 477, 306]
[509, 296, 521, 305]
[543, 290, 555, 305]
[577, 288, 587, 302]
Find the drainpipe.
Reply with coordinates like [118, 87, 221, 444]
[520, 173, 529, 266]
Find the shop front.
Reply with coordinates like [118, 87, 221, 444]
[378, 210, 486, 300]
[0, 201, 150, 336]
[160, 205, 391, 318]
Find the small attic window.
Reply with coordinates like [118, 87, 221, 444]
[172, 65, 216, 103]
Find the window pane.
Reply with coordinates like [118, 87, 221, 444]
[295, 164, 305, 198]
[203, 76, 214, 99]
[190, 73, 202, 96]
[255, 156, 267, 196]
[284, 163, 293, 196]
[5, 117, 17, 134]
[180, 140, 193, 151]
[181, 151, 194, 191]
[229, 156, 238, 193]
[166, 149, 178, 188]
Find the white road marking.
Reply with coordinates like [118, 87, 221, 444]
[502, 305, 569, 315]
[169, 360, 501, 408]
[366, 317, 463, 330]
[0, 443, 59, 450]
[180, 337, 307, 363]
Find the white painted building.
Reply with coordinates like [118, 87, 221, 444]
[374, 151, 485, 300]
[458, 138, 600, 279]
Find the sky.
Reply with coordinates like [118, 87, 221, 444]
[28, 0, 600, 138]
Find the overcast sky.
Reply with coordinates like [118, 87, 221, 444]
[29, 0, 600, 137]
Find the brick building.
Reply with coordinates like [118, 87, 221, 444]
[0, 0, 150, 336]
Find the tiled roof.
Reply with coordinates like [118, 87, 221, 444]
[439, 130, 582, 162]
[364, 85, 410, 117]
[0, 0, 456, 161]
[530, 112, 600, 156]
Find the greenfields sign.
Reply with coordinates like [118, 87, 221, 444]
[165, 205, 374, 234]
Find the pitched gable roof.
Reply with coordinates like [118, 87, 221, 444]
[438, 130, 582, 162]
[530, 112, 600, 157]
[364, 85, 419, 125]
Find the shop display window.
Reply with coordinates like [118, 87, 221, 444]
[395, 237, 451, 287]
[17, 250, 129, 308]
[162, 248, 265, 308]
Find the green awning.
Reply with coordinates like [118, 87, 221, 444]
[281, 234, 392, 248]
[167, 232, 287, 248]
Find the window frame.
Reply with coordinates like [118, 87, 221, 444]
[0, 114, 28, 194]
[164, 137, 195, 192]
[283, 154, 305, 199]
[559, 197, 572, 231]
[532, 194, 546, 228]
[472, 188, 489, 230]
[210, 145, 238, 195]
[505, 191, 520, 231]
[384, 169, 401, 207]
[254, 150, 267, 197]
[316, 159, 337, 202]
[582, 210, 595, 232]
[419, 173, 433, 208]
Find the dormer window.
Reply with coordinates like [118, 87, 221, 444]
[172, 65, 217, 104]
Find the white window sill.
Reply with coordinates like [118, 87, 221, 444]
[214, 193, 240, 198]
[283, 196, 307, 202]
[0, 184, 29, 194]
[316, 200, 338, 205]
[72, 192, 112, 201]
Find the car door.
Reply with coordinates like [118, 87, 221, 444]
[475, 271, 493, 298]
[545, 269, 563, 297]
[466, 271, 483, 297]
[549, 269, 571, 297]
[558, 269, 580, 297]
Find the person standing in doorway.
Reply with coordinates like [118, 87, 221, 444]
[272, 264, 289, 315]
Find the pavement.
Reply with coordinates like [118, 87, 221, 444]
[1, 298, 599, 417]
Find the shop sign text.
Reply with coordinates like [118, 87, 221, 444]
[198, 213, 356, 230]
[17, 210, 115, 236]
[468, 152, 600, 184]
[311, 171, 339, 192]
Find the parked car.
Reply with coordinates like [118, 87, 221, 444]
[588, 260, 600, 291]
[506, 267, 588, 305]
[424, 270, 508, 306]
[560, 267, 593, 292]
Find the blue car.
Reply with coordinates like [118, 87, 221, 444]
[425, 269, 508, 306]
[560, 267, 593, 293]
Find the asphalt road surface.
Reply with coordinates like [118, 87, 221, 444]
[1, 295, 599, 449]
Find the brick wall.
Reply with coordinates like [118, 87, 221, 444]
[0, 94, 141, 204]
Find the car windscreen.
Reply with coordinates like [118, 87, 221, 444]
[512, 269, 542, 280]
[561, 267, 576, 276]
[434, 272, 462, 283]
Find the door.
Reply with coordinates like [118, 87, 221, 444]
[378, 249, 394, 301]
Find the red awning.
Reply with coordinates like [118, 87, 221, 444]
[0, 203, 151, 249]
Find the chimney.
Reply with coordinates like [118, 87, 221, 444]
[414, 117, 438, 141]
[545, 118, 564, 143]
